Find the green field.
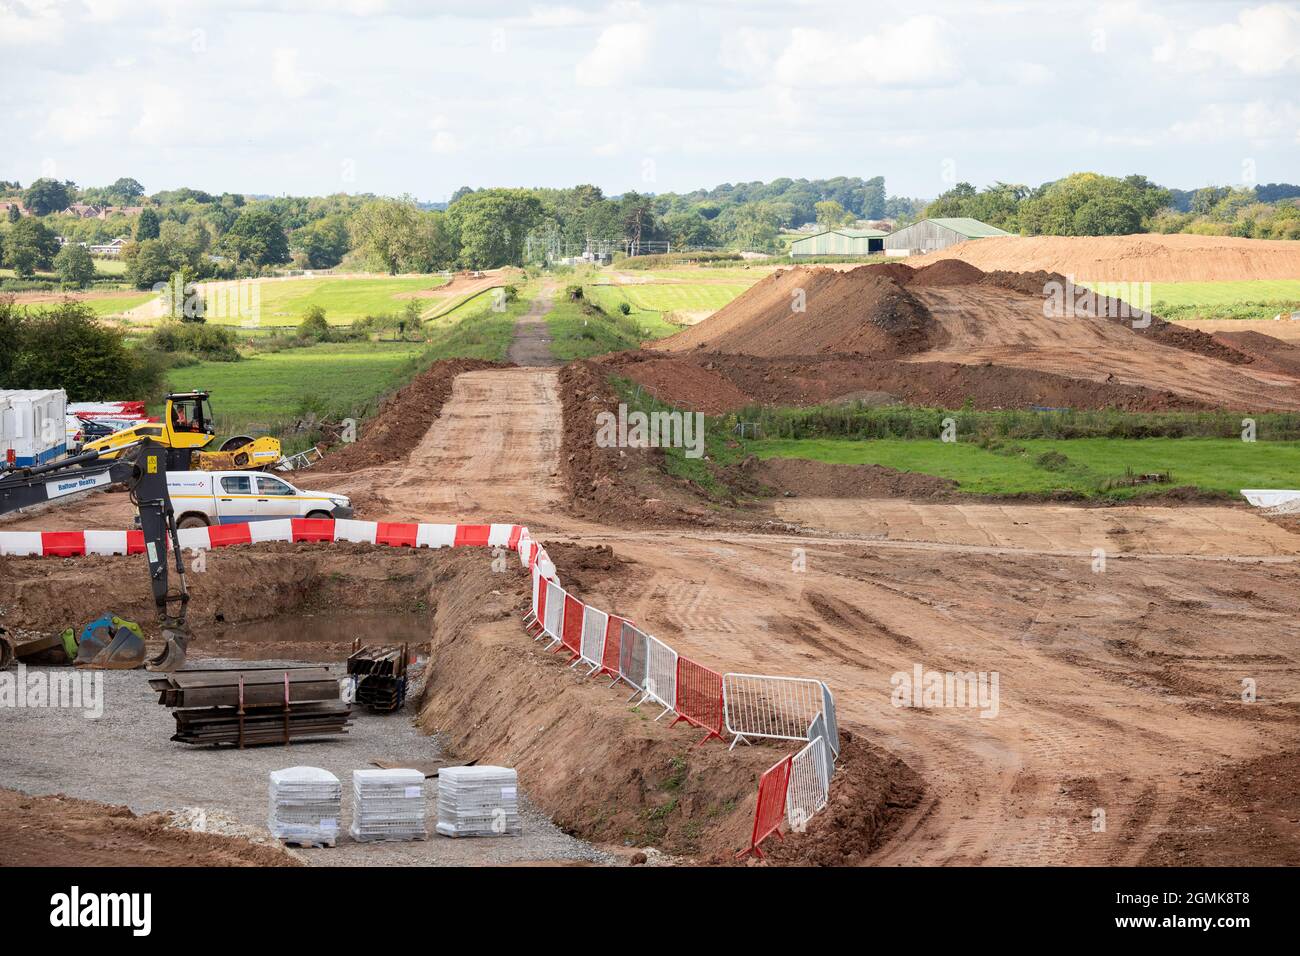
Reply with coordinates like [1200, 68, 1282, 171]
[199, 275, 450, 326]
[749, 437, 1300, 499]
[78, 293, 156, 315]
[585, 281, 751, 316]
[1089, 279, 1300, 322]
[162, 341, 426, 446]
[547, 291, 680, 361]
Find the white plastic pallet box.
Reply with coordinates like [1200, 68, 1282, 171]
[1, 389, 67, 467]
[268, 766, 341, 848]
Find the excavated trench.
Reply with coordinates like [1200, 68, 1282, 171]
[0, 542, 922, 864]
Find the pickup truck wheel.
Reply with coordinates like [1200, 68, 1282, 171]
[305, 510, 332, 520]
[177, 515, 209, 530]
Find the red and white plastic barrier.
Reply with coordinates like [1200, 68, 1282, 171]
[672, 657, 725, 745]
[0, 520, 529, 558]
[739, 754, 793, 859]
[0, 529, 146, 557]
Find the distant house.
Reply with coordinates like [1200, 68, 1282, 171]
[0, 200, 28, 217]
[790, 227, 888, 257]
[88, 236, 131, 257]
[882, 217, 1011, 257]
[60, 204, 145, 220]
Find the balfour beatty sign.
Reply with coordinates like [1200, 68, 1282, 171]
[44, 470, 112, 500]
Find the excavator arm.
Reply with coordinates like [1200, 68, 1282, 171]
[0, 438, 191, 671]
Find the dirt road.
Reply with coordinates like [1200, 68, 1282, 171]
[507, 285, 560, 367]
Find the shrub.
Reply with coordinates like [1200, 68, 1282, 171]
[147, 321, 241, 361]
[298, 305, 331, 341]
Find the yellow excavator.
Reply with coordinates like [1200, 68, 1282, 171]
[81, 391, 286, 471]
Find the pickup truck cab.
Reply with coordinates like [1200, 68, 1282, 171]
[165, 470, 353, 529]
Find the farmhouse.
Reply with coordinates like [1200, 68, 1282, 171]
[883, 217, 1011, 256]
[88, 236, 130, 257]
[790, 227, 888, 257]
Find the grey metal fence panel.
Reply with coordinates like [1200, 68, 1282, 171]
[578, 606, 608, 674]
[820, 682, 839, 757]
[807, 712, 835, 782]
[640, 635, 678, 718]
[619, 621, 648, 693]
[543, 580, 565, 647]
[786, 736, 829, 832]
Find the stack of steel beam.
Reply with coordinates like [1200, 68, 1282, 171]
[149, 667, 351, 747]
[346, 642, 410, 713]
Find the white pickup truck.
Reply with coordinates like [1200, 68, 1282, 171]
[165, 470, 353, 528]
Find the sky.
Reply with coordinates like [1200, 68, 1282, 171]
[1, 0, 1297, 202]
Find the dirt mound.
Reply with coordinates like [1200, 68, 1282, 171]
[412, 548, 919, 861]
[540, 541, 630, 593]
[1212, 330, 1300, 377]
[316, 358, 507, 472]
[601, 351, 1208, 413]
[1141, 749, 1300, 866]
[558, 361, 737, 527]
[761, 731, 925, 866]
[654, 267, 941, 358]
[907, 258, 986, 287]
[0, 788, 296, 867]
[909, 233, 1300, 282]
[749, 456, 957, 499]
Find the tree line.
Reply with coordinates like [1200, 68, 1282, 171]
[3, 171, 1299, 288]
[924, 173, 1300, 240]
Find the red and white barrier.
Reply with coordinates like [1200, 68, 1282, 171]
[5, 519, 533, 557]
[0, 529, 145, 557]
[559, 592, 584, 661]
[738, 754, 792, 859]
[672, 657, 725, 745]
[599, 615, 627, 682]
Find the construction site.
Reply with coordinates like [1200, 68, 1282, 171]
[3, 229, 1299, 872]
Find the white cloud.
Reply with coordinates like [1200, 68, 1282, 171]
[575, 22, 650, 87]
[39, 90, 122, 144]
[719, 26, 773, 79]
[773, 17, 959, 88]
[429, 115, 463, 154]
[271, 48, 327, 99]
[0, 0, 64, 44]
[1187, 4, 1300, 75]
[1168, 100, 1300, 146]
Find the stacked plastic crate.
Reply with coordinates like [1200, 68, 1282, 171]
[435, 766, 522, 838]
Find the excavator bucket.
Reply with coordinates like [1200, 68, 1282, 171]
[75, 622, 147, 670]
[147, 626, 190, 672]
